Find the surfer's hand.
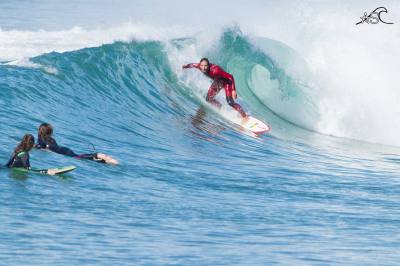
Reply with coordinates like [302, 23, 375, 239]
[182, 64, 189, 69]
[47, 169, 57, 175]
[232, 90, 237, 99]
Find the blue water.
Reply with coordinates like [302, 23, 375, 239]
[1, 1, 400, 265]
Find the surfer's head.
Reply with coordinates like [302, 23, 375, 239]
[15, 134, 35, 153]
[38, 123, 53, 141]
[199, 58, 210, 73]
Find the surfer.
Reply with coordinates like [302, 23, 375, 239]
[6, 134, 57, 175]
[36, 123, 118, 164]
[183, 58, 248, 119]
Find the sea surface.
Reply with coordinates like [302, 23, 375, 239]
[1, 1, 400, 265]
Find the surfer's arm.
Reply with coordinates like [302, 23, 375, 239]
[55, 146, 79, 157]
[6, 152, 30, 169]
[211, 66, 237, 98]
[182, 63, 200, 69]
[20, 152, 31, 169]
[45, 138, 78, 157]
[211, 67, 236, 90]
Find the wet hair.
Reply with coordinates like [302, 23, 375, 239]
[38, 123, 53, 141]
[199, 58, 210, 65]
[14, 134, 35, 154]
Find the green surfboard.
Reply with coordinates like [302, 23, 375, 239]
[14, 166, 76, 175]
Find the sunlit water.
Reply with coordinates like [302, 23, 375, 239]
[1, 1, 400, 265]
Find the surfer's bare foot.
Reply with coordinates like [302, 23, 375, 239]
[97, 153, 118, 164]
[106, 157, 119, 165]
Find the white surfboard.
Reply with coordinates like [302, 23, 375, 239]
[198, 95, 271, 135]
[240, 116, 271, 135]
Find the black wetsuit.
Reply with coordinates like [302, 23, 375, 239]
[6, 151, 30, 168]
[36, 136, 105, 163]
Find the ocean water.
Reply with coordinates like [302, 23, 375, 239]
[1, 1, 400, 265]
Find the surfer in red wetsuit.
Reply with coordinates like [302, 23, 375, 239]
[183, 58, 248, 119]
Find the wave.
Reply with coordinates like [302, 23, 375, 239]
[1, 22, 400, 147]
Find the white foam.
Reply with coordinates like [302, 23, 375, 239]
[250, 2, 400, 146]
[0, 22, 191, 62]
[4, 58, 58, 74]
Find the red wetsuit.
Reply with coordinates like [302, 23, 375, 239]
[185, 63, 247, 117]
